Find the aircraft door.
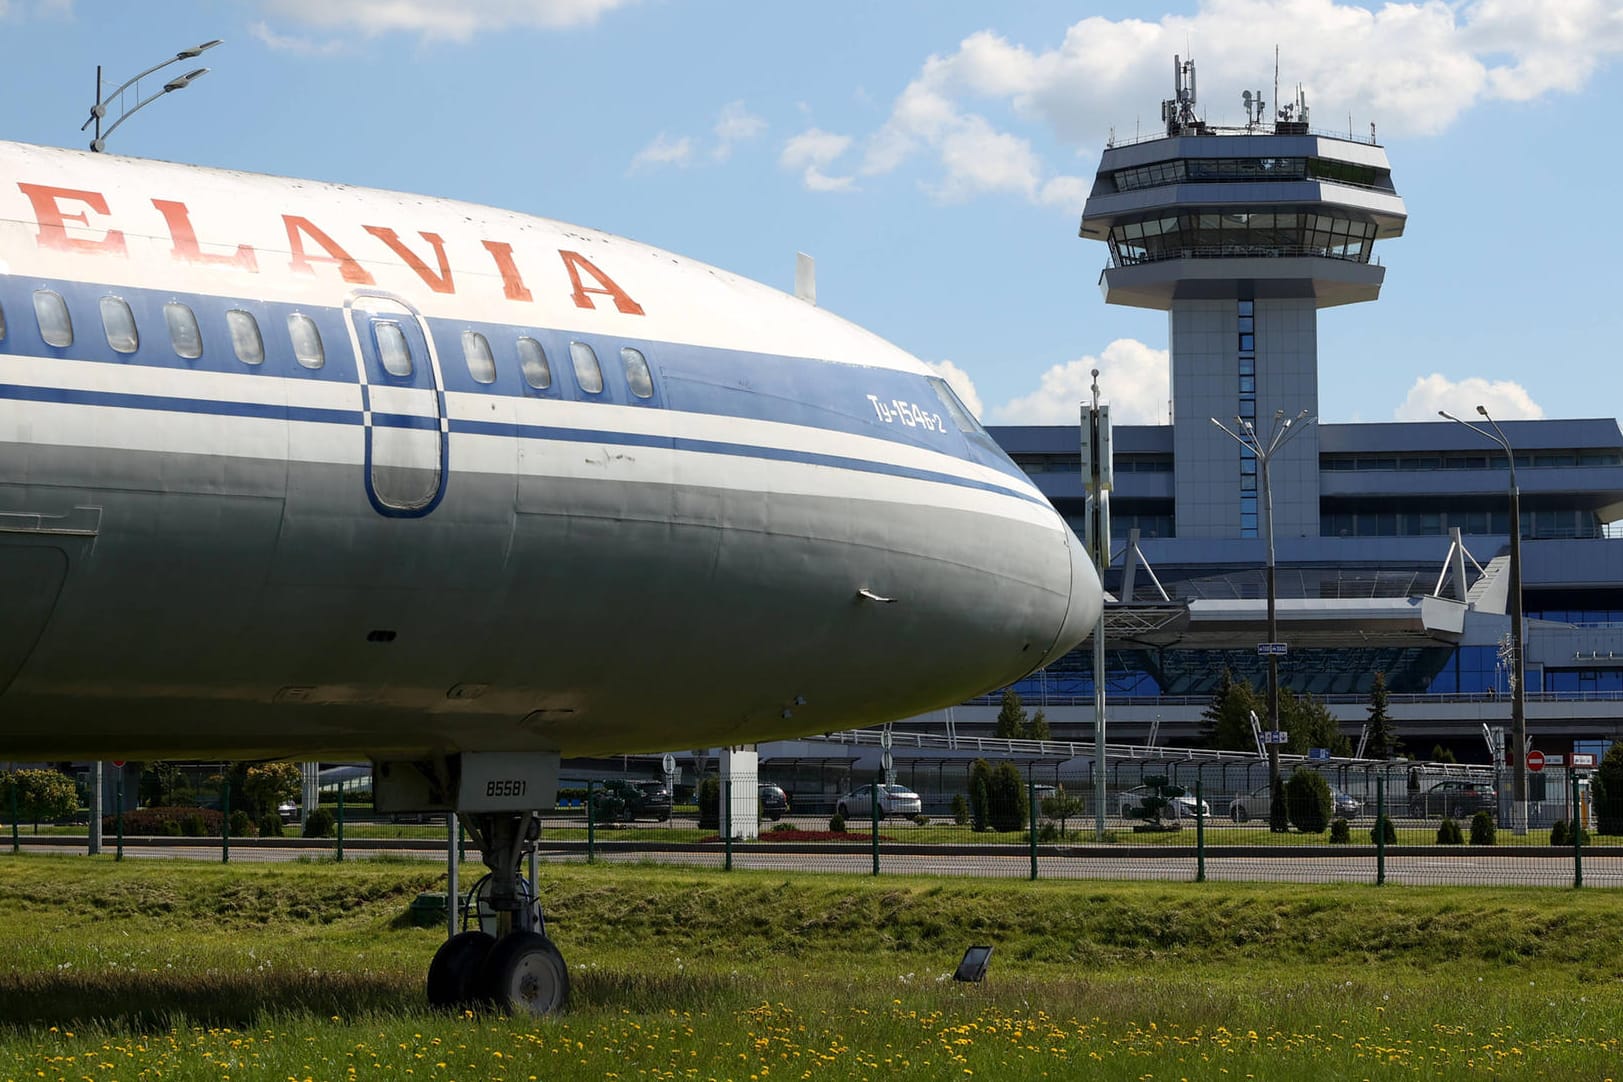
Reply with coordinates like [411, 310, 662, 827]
[346, 295, 448, 517]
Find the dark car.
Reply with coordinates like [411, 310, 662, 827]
[759, 784, 789, 820]
[1408, 780, 1495, 819]
[593, 779, 673, 822]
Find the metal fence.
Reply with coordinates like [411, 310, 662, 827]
[5, 763, 1613, 888]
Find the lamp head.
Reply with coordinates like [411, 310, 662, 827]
[1476, 405, 1489, 417]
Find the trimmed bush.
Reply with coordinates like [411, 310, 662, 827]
[1037, 821, 1060, 843]
[1469, 810, 1496, 846]
[257, 814, 284, 838]
[1370, 815, 1397, 845]
[912, 813, 929, 826]
[987, 763, 1027, 832]
[1328, 818, 1350, 844]
[695, 777, 720, 831]
[1552, 819, 1570, 846]
[102, 806, 224, 836]
[828, 813, 846, 833]
[228, 809, 257, 838]
[1596, 741, 1623, 835]
[302, 807, 336, 838]
[1284, 768, 1333, 834]
[969, 761, 991, 832]
[950, 793, 970, 827]
[1436, 817, 1464, 845]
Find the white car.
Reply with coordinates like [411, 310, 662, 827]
[836, 784, 922, 820]
[1119, 785, 1210, 820]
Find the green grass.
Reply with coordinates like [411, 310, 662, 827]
[2, 855, 1623, 1078]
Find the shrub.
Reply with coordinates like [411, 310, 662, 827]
[769, 822, 795, 834]
[303, 807, 336, 838]
[1551, 819, 1570, 846]
[987, 763, 1027, 832]
[1469, 810, 1496, 846]
[1328, 818, 1350, 844]
[950, 794, 970, 826]
[1436, 817, 1464, 845]
[695, 777, 720, 830]
[912, 813, 929, 826]
[1595, 742, 1623, 835]
[101, 805, 223, 837]
[969, 761, 991, 832]
[1037, 821, 1059, 843]
[828, 813, 846, 833]
[1269, 776, 1290, 833]
[1370, 815, 1396, 845]
[258, 814, 285, 837]
[228, 810, 257, 838]
[1284, 768, 1333, 834]
[180, 813, 209, 837]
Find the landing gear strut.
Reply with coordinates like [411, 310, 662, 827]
[425, 811, 570, 1014]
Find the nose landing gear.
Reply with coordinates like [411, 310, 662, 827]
[426, 810, 570, 1015]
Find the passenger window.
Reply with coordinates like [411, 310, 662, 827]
[288, 313, 325, 370]
[375, 321, 412, 377]
[165, 302, 203, 360]
[32, 290, 72, 348]
[620, 346, 653, 399]
[100, 296, 139, 354]
[517, 336, 551, 390]
[569, 340, 603, 395]
[226, 309, 264, 366]
[462, 330, 496, 385]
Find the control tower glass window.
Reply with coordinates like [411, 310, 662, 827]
[1108, 212, 1375, 266]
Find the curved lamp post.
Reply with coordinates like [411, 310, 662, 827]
[82, 40, 222, 152]
[1212, 408, 1313, 831]
[1439, 406, 1526, 835]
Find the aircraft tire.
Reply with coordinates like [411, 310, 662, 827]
[427, 930, 496, 1009]
[478, 931, 570, 1016]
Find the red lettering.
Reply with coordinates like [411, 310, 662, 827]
[482, 240, 533, 302]
[284, 215, 375, 285]
[364, 226, 455, 294]
[152, 198, 258, 271]
[17, 183, 127, 255]
[560, 250, 644, 315]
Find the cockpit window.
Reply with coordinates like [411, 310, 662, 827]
[928, 376, 984, 436]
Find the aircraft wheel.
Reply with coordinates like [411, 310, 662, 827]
[479, 931, 570, 1016]
[427, 930, 496, 1009]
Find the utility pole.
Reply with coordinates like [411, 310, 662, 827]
[1082, 371, 1113, 839]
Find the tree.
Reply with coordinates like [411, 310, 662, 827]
[0, 769, 79, 833]
[1430, 745, 1457, 764]
[987, 763, 1027, 832]
[139, 761, 188, 807]
[1364, 672, 1400, 759]
[1028, 708, 1051, 741]
[1128, 774, 1184, 831]
[1201, 670, 1262, 751]
[1594, 742, 1623, 835]
[243, 762, 301, 819]
[969, 760, 992, 832]
[1040, 785, 1085, 838]
[1280, 688, 1350, 757]
[1284, 768, 1332, 834]
[995, 689, 1029, 739]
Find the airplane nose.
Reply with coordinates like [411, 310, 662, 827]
[1035, 524, 1103, 670]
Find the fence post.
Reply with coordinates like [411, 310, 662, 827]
[1195, 779, 1206, 883]
[115, 773, 124, 862]
[725, 778, 734, 872]
[335, 779, 345, 863]
[9, 779, 17, 855]
[221, 774, 231, 864]
[1028, 781, 1038, 881]
[870, 783, 880, 877]
[586, 781, 596, 864]
[1375, 773, 1386, 886]
[1573, 771, 1584, 890]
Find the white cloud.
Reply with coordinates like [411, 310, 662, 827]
[0, 0, 73, 17]
[854, 0, 1623, 206]
[1394, 373, 1545, 421]
[925, 360, 984, 419]
[712, 100, 767, 161]
[628, 133, 694, 173]
[780, 128, 857, 192]
[250, 20, 345, 56]
[989, 339, 1170, 425]
[257, 0, 637, 41]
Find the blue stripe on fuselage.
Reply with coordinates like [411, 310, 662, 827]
[0, 272, 1035, 501]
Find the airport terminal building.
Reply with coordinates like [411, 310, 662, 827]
[956, 62, 1623, 761]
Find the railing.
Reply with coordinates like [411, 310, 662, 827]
[1109, 243, 1376, 269]
[1105, 124, 1382, 149]
[958, 690, 1623, 709]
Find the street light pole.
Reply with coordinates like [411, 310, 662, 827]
[82, 40, 222, 152]
[1439, 407, 1527, 835]
[1212, 409, 1313, 832]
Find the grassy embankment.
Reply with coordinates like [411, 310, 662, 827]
[0, 854, 1620, 1080]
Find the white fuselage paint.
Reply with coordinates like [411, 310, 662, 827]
[0, 140, 1101, 761]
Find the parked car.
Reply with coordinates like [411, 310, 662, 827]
[1408, 780, 1495, 819]
[1227, 784, 1361, 822]
[759, 784, 789, 820]
[836, 783, 922, 820]
[592, 779, 673, 822]
[1120, 785, 1210, 820]
[277, 800, 299, 824]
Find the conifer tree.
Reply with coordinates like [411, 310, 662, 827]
[1365, 671, 1400, 759]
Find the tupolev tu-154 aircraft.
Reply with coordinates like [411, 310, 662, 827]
[0, 138, 1102, 1013]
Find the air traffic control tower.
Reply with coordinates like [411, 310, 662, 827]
[1079, 58, 1406, 541]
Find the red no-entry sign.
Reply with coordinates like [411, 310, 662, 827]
[1526, 750, 1545, 773]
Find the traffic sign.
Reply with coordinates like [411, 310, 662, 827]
[1307, 747, 1330, 762]
[1526, 750, 1545, 773]
[1545, 754, 1566, 767]
[1262, 730, 1290, 744]
[1571, 752, 1598, 769]
[111, 760, 125, 768]
[1256, 643, 1289, 656]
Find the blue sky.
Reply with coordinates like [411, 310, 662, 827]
[1, 0, 1619, 430]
